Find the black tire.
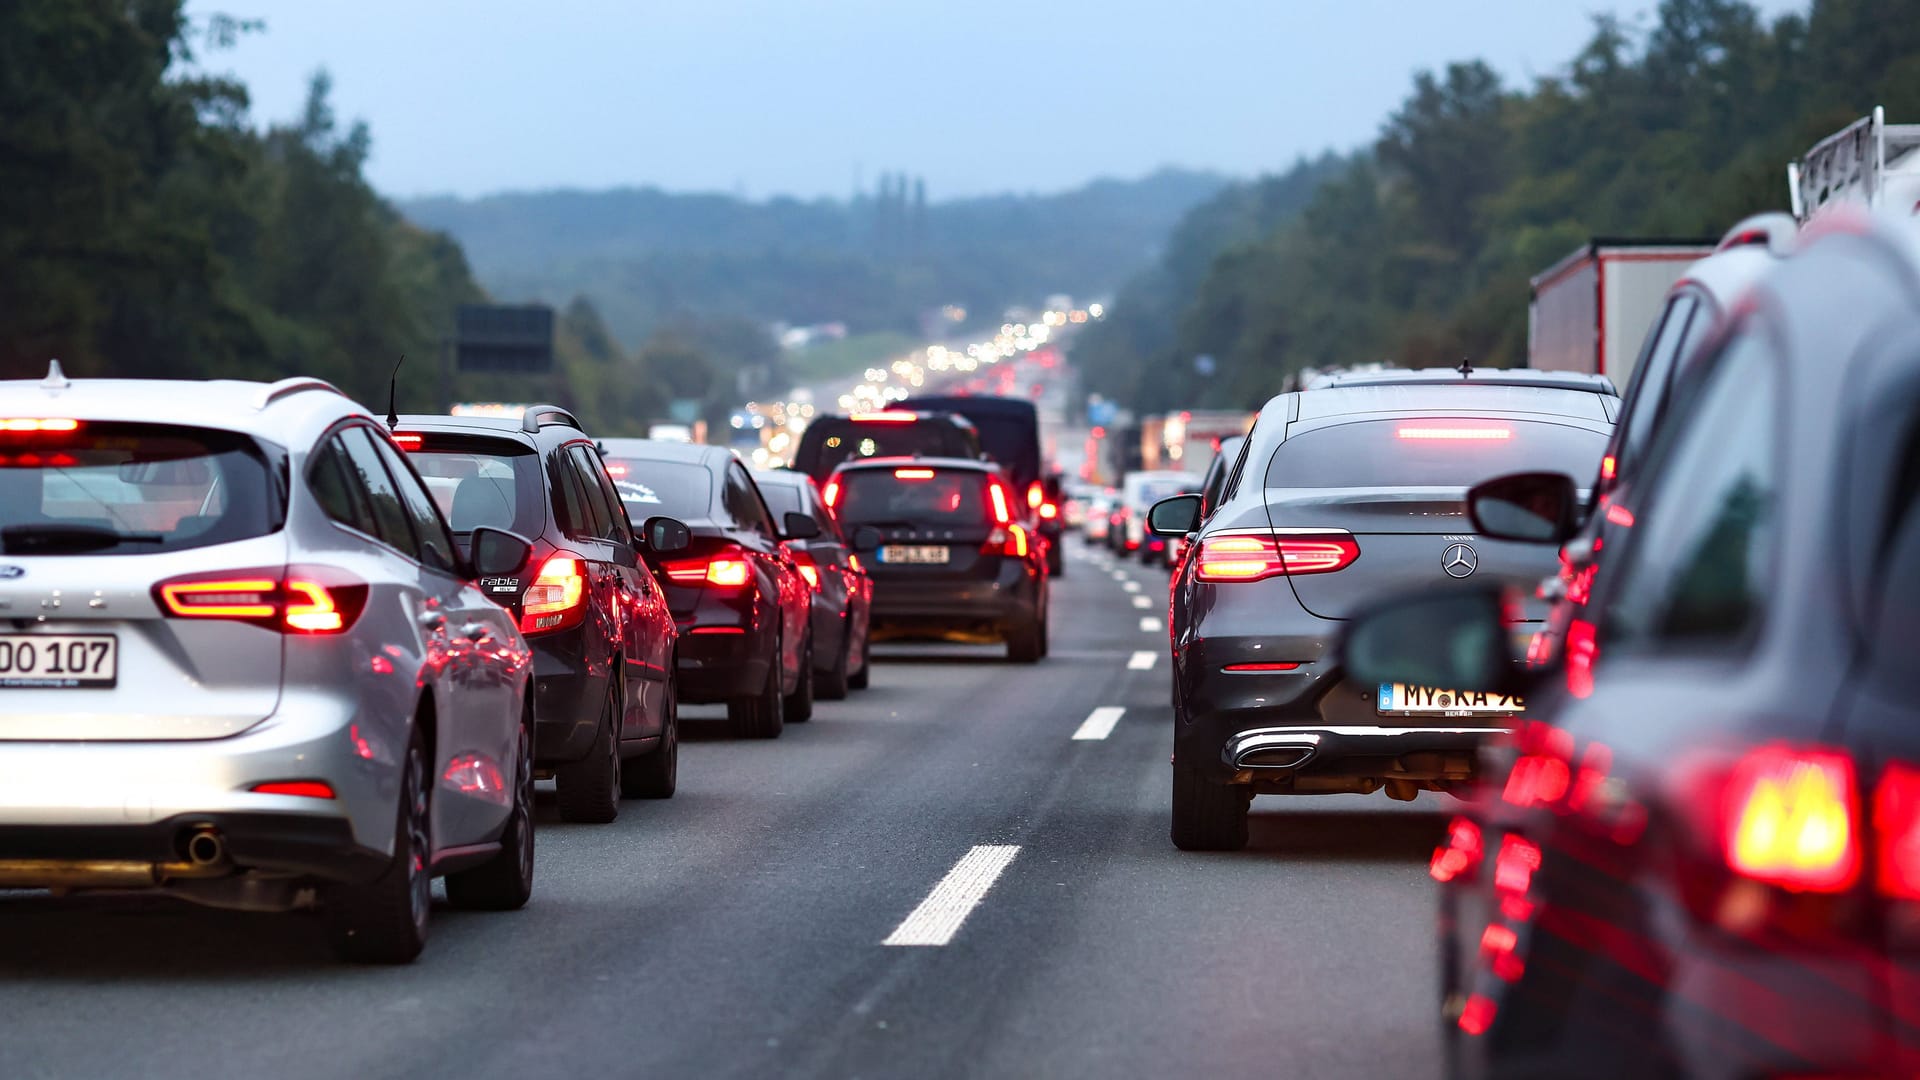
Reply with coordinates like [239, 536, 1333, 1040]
[326, 729, 431, 964]
[557, 686, 620, 824]
[817, 621, 851, 701]
[1047, 543, 1064, 576]
[1170, 762, 1251, 851]
[1037, 596, 1051, 659]
[728, 638, 785, 739]
[622, 675, 678, 799]
[784, 634, 814, 721]
[846, 629, 871, 690]
[1006, 608, 1043, 663]
[446, 693, 536, 911]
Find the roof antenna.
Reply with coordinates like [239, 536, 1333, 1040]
[41, 359, 71, 391]
[1457, 356, 1473, 378]
[385, 355, 404, 429]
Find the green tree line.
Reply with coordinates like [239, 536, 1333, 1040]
[0, 0, 777, 437]
[1078, 0, 1920, 412]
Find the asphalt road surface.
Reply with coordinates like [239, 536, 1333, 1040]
[0, 540, 1448, 1080]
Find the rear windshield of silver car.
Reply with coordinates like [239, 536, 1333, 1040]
[0, 421, 281, 555]
[406, 438, 545, 537]
[1265, 419, 1607, 488]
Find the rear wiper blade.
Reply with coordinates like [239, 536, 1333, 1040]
[2, 523, 166, 553]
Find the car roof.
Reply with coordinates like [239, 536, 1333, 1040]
[597, 438, 730, 467]
[751, 468, 814, 489]
[1306, 368, 1619, 395]
[395, 406, 588, 444]
[0, 371, 366, 444]
[1286, 383, 1616, 423]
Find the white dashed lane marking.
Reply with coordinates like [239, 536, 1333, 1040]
[882, 845, 1022, 946]
[1131, 595, 1153, 609]
[1122, 580, 1140, 593]
[1140, 616, 1163, 632]
[1110, 570, 1128, 582]
[1127, 651, 1157, 670]
[1071, 706, 1126, 741]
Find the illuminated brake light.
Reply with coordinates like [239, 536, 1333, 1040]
[706, 559, 750, 586]
[1876, 764, 1920, 899]
[790, 551, 821, 590]
[1397, 425, 1512, 441]
[1027, 481, 1044, 510]
[284, 579, 346, 632]
[606, 462, 628, 478]
[252, 780, 336, 799]
[850, 412, 917, 423]
[391, 433, 423, 450]
[1039, 502, 1058, 520]
[1194, 534, 1357, 582]
[823, 479, 842, 510]
[988, 481, 1012, 525]
[894, 468, 936, 479]
[1222, 662, 1301, 672]
[521, 554, 587, 633]
[1724, 745, 1860, 893]
[160, 578, 278, 619]
[0, 418, 80, 433]
[984, 524, 1030, 558]
[1600, 454, 1617, 481]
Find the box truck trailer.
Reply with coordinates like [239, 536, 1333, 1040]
[1527, 239, 1714, 383]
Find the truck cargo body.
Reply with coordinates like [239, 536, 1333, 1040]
[1528, 240, 1712, 383]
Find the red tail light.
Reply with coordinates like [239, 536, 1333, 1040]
[251, 780, 336, 799]
[391, 433, 423, 450]
[1193, 534, 1358, 582]
[521, 553, 588, 634]
[894, 468, 936, 479]
[1494, 833, 1541, 898]
[1875, 764, 1920, 900]
[823, 478, 842, 511]
[664, 548, 753, 589]
[1026, 481, 1044, 510]
[1039, 502, 1058, 520]
[988, 481, 1013, 525]
[0, 418, 80, 433]
[850, 411, 917, 423]
[1600, 454, 1617, 481]
[1723, 745, 1860, 893]
[789, 549, 822, 590]
[154, 567, 367, 634]
[984, 524, 1030, 558]
[1430, 816, 1482, 883]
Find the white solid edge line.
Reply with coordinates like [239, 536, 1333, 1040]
[1127, 650, 1157, 670]
[1072, 705, 1126, 741]
[882, 845, 1022, 946]
[1131, 595, 1153, 609]
[1140, 616, 1163, 632]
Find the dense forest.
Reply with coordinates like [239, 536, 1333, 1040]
[401, 170, 1229, 346]
[0, 0, 788, 436]
[1078, 0, 1920, 413]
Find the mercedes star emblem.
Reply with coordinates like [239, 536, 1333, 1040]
[1442, 543, 1478, 579]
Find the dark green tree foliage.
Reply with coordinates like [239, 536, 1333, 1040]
[1085, 0, 1920, 413]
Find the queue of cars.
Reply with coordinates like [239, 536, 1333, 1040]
[0, 381, 1052, 965]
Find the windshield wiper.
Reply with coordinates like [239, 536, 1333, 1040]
[2, 523, 166, 554]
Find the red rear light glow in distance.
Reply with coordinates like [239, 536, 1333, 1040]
[0, 418, 80, 433]
[1875, 764, 1920, 899]
[894, 468, 935, 479]
[1723, 745, 1860, 893]
[521, 554, 587, 633]
[1605, 504, 1636, 528]
[823, 479, 842, 510]
[988, 482, 1012, 525]
[1026, 481, 1044, 510]
[1396, 425, 1512, 441]
[1194, 534, 1358, 582]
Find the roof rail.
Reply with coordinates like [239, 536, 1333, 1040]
[255, 377, 346, 410]
[1790, 106, 1920, 222]
[520, 403, 582, 434]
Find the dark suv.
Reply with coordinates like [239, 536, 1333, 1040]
[791, 411, 982, 484]
[396, 408, 686, 821]
[753, 469, 873, 698]
[830, 456, 1050, 662]
[598, 440, 816, 739]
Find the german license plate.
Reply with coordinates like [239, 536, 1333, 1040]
[0, 634, 117, 689]
[880, 545, 949, 565]
[1377, 683, 1522, 717]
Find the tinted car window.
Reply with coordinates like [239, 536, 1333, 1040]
[0, 421, 279, 556]
[837, 469, 990, 526]
[406, 439, 544, 536]
[565, 445, 618, 540]
[373, 436, 458, 574]
[308, 437, 373, 533]
[1613, 293, 1700, 481]
[570, 445, 631, 544]
[1264, 419, 1606, 489]
[793, 418, 979, 481]
[725, 465, 773, 536]
[1605, 328, 1779, 649]
[549, 451, 591, 539]
[338, 427, 420, 555]
[606, 459, 712, 519]
[758, 481, 803, 519]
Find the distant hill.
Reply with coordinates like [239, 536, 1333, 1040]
[398, 169, 1230, 345]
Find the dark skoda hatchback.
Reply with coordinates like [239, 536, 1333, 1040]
[1152, 382, 1615, 850]
[828, 457, 1050, 662]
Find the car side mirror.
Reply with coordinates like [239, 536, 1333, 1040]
[782, 511, 822, 541]
[642, 516, 691, 554]
[1147, 494, 1202, 537]
[1339, 585, 1527, 698]
[470, 526, 533, 578]
[850, 525, 882, 552]
[1467, 472, 1579, 543]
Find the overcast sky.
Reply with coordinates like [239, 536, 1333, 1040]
[185, 0, 1809, 202]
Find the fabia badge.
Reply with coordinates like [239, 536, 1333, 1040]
[1441, 543, 1478, 579]
[0, 565, 23, 580]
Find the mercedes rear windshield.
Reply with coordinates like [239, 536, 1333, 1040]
[1265, 419, 1607, 489]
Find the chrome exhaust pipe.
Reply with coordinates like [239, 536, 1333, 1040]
[185, 828, 226, 867]
[1235, 745, 1314, 769]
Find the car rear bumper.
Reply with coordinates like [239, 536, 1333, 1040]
[0, 812, 383, 887]
[868, 563, 1037, 636]
[675, 626, 772, 702]
[1221, 724, 1506, 781]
